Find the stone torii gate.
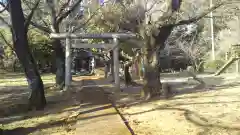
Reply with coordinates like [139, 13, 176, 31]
[50, 32, 136, 91]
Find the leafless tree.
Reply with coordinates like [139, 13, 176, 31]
[77, 0, 228, 99]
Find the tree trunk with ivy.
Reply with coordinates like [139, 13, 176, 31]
[142, 24, 174, 99]
[142, 34, 161, 99]
[52, 38, 65, 89]
[9, 0, 46, 110]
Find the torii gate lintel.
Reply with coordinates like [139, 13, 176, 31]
[50, 32, 136, 91]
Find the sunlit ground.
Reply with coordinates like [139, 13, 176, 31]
[120, 74, 240, 135]
[1, 69, 240, 135]
[0, 70, 78, 134]
[0, 69, 128, 135]
[0, 70, 55, 86]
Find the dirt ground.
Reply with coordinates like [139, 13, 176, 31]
[0, 72, 79, 135]
[118, 73, 240, 135]
[0, 70, 91, 134]
[1, 69, 240, 135]
[0, 69, 130, 135]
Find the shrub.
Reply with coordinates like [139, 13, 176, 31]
[204, 59, 225, 71]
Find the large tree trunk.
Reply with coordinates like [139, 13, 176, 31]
[9, 0, 46, 110]
[143, 48, 162, 99]
[52, 39, 65, 89]
[142, 25, 174, 99]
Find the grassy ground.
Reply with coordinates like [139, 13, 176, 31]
[0, 69, 55, 86]
[1, 69, 240, 135]
[0, 70, 78, 134]
[0, 69, 130, 135]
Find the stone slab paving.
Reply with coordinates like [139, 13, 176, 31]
[73, 76, 131, 135]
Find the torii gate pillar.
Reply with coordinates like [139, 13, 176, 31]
[64, 37, 72, 91]
[113, 37, 120, 91]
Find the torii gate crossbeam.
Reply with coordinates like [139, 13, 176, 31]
[50, 32, 137, 91]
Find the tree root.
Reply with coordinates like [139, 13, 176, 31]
[142, 85, 161, 100]
[161, 83, 173, 99]
[141, 83, 175, 100]
[185, 71, 205, 85]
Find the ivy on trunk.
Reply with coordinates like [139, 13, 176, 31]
[52, 39, 65, 89]
[142, 24, 175, 99]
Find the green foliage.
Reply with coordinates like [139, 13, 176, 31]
[28, 29, 53, 70]
[120, 43, 134, 56]
[0, 28, 53, 72]
[204, 59, 225, 71]
[88, 3, 125, 32]
[0, 28, 14, 57]
[0, 28, 18, 71]
[85, 3, 126, 44]
[85, 3, 144, 57]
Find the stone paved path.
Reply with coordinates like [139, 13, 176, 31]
[73, 76, 131, 135]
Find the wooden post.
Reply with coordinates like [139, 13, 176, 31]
[113, 37, 120, 91]
[64, 36, 72, 90]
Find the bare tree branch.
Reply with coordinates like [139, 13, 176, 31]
[0, 2, 11, 29]
[145, 0, 164, 14]
[29, 21, 51, 33]
[22, 0, 33, 9]
[71, 0, 115, 32]
[174, 1, 226, 26]
[46, 0, 58, 32]
[41, 19, 49, 27]
[177, 31, 198, 60]
[0, 2, 4, 6]
[0, 3, 8, 13]
[24, 0, 41, 30]
[1, 0, 51, 33]
[0, 2, 8, 10]
[72, 6, 103, 32]
[0, 2, 14, 52]
[0, 16, 11, 28]
[57, 0, 71, 18]
[56, 0, 82, 25]
[21, 0, 51, 33]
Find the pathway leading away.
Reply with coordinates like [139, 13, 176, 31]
[73, 76, 131, 135]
